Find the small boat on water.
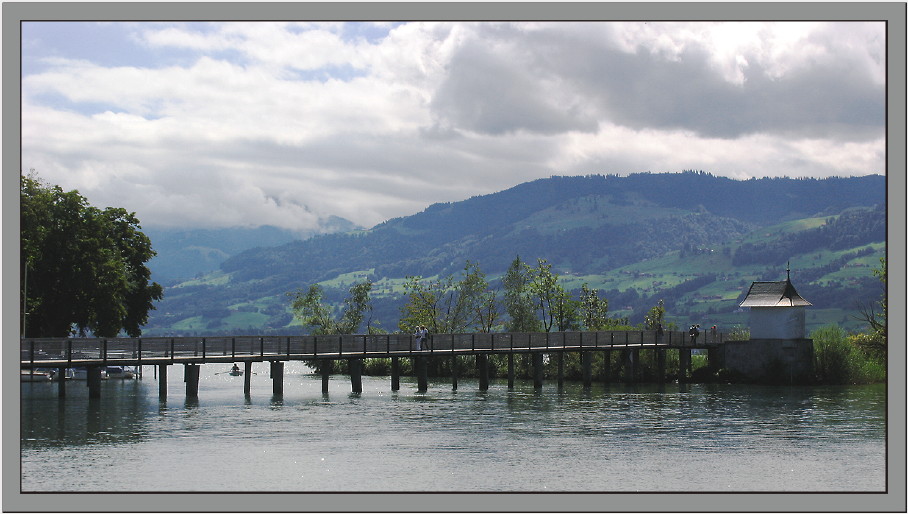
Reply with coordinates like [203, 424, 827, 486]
[20, 369, 54, 382]
[228, 369, 244, 376]
[65, 367, 109, 380]
[104, 366, 136, 379]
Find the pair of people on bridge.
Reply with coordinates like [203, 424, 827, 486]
[689, 324, 700, 345]
[414, 326, 429, 350]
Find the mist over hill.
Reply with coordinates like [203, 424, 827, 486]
[145, 216, 360, 284]
[144, 172, 886, 336]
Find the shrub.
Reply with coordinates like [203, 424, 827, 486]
[812, 325, 885, 384]
[728, 325, 750, 340]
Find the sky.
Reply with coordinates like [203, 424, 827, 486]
[20, 21, 886, 232]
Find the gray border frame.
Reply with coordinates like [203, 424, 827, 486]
[4, 2, 905, 513]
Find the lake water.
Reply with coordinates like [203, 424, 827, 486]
[20, 361, 886, 494]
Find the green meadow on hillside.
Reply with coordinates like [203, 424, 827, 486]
[144, 174, 884, 337]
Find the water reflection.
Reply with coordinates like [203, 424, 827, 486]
[20, 370, 885, 492]
[21, 380, 155, 448]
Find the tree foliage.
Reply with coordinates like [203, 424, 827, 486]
[643, 299, 667, 330]
[20, 174, 163, 337]
[398, 261, 492, 334]
[503, 256, 541, 332]
[528, 259, 562, 332]
[579, 284, 610, 330]
[853, 256, 886, 359]
[288, 280, 376, 335]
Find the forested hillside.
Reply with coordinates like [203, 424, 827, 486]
[144, 172, 886, 336]
[144, 216, 359, 284]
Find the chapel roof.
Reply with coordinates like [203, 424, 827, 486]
[739, 267, 812, 307]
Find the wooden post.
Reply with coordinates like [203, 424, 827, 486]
[321, 360, 332, 394]
[631, 348, 640, 383]
[416, 357, 428, 392]
[391, 357, 400, 391]
[58, 367, 67, 397]
[158, 364, 167, 399]
[679, 348, 691, 382]
[532, 352, 544, 390]
[603, 350, 611, 383]
[581, 351, 592, 389]
[451, 355, 458, 391]
[244, 361, 252, 396]
[507, 353, 514, 390]
[657, 348, 666, 383]
[557, 352, 564, 390]
[478, 354, 489, 391]
[185, 364, 200, 399]
[350, 358, 363, 393]
[271, 361, 284, 396]
[87, 366, 102, 399]
[620, 349, 631, 382]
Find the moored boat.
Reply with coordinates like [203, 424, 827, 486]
[20, 369, 54, 382]
[65, 367, 109, 380]
[104, 366, 136, 379]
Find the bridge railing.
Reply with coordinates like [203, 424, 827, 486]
[21, 329, 724, 366]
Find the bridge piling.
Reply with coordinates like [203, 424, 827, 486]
[581, 351, 592, 389]
[158, 365, 167, 399]
[507, 354, 514, 390]
[415, 357, 427, 392]
[679, 349, 692, 382]
[657, 348, 666, 383]
[451, 355, 458, 391]
[557, 353, 564, 390]
[244, 361, 252, 396]
[184, 364, 200, 398]
[87, 366, 102, 398]
[271, 361, 284, 395]
[57, 367, 66, 397]
[391, 357, 400, 391]
[631, 349, 641, 383]
[478, 354, 489, 391]
[532, 353, 544, 390]
[321, 360, 331, 394]
[350, 359, 363, 393]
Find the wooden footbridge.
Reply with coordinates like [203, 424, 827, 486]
[20, 330, 727, 399]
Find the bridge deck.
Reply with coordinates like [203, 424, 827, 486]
[20, 330, 724, 369]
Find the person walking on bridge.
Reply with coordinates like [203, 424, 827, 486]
[688, 324, 700, 345]
[419, 326, 429, 350]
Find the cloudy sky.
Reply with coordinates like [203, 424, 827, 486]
[21, 21, 886, 232]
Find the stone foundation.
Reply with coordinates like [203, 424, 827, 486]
[722, 338, 814, 384]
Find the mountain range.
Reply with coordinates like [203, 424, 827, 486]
[144, 215, 360, 284]
[142, 171, 887, 336]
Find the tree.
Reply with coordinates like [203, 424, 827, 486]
[854, 257, 886, 358]
[503, 256, 541, 332]
[399, 261, 490, 334]
[579, 283, 610, 330]
[552, 289, 580, 331]
[288, 280, 376, 335]
[20, 173, 163, 337]
[475, 286, 501, 333]
[643, 299, 667, 330]
[528, 259, 559, 332]
[526, 258, 580, 332]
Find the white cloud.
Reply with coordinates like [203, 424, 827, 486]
[21, 21, 886, 230]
